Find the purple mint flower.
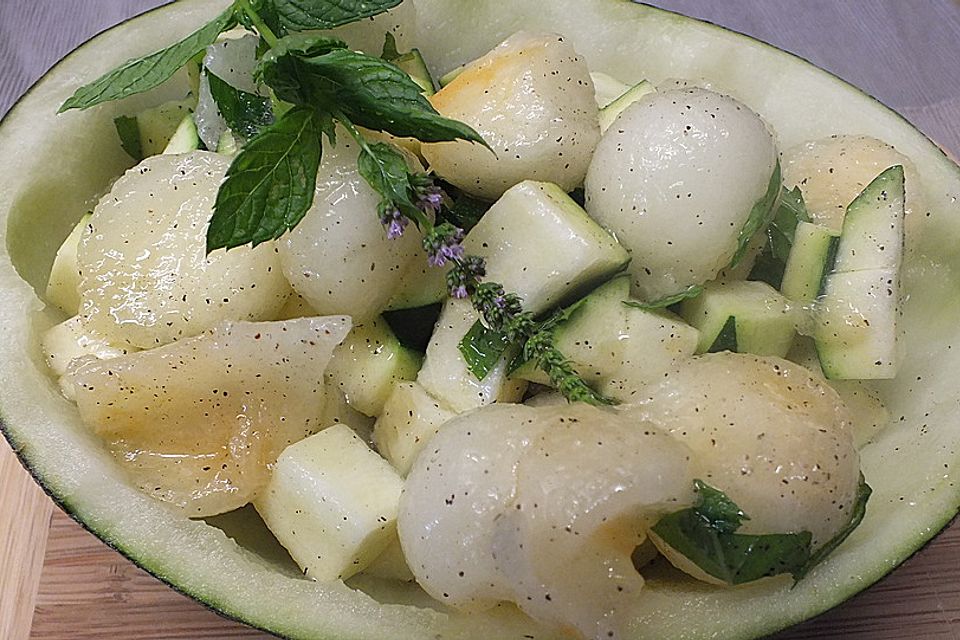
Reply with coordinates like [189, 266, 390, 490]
[493, 294, 507, 310]
[450, 284, 469, 299]
[417, 186, 444, 216]
[425, 226, 465, 267]
[380, 207, 408, 240]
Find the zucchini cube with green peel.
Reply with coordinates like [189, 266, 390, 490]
[373, 381, 457, 475]
[254, 424, 403, 581]
[682, 280, 798, 358]
[462, 180, 629, 316]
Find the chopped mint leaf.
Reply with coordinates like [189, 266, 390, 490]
[205, 69, 275, 141]
[749, 185, 811, 288]
[624, 284, 703, 310]
[59, 8, 236, 112]
[796, 474, 871, 579]
[113, 115, 143, 161]
[708, 316, 738, 353]
[459, 320, 512, 380]
[207, 106, 324, 252]
[651, 480, 813, 585]
[270, 0, 403, 31]
[730, 161, 782, 268]
[260, 46, 486, 145]
[381, 32, 402, 61]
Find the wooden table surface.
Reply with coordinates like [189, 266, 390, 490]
[2, 1, 960, 639]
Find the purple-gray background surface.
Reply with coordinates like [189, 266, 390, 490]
[1, 2, 959, 639]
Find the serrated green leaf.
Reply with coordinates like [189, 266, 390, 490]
[459, 320, 511, 380]
[260, 47, 487, 145]
[271, 0, 403, 31]
[357, 141, 421, 219]
[256, 34, 349, 104]
[624, 284, 703, 310]
[651, 480, 813, 585]
[60, 9, 236, 112]
[207, 106, 324, 252]
[113, 115, 143, 161]
[730, 160, 782, 268]
[205, 69, 275, 141]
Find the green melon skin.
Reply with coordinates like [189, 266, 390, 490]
[2, 1, 960, 639]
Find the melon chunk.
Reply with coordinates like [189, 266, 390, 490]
[78, 151, 291, 349]
[65, 316, 351, 517]
[372, 381, 456, 475]
[254, 424, 404, 581]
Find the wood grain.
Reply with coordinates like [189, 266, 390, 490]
[0, 440, 53, 640]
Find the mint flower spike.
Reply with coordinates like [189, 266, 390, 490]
[423, 223, 466, 267]
[416, 184, 444, 216]
[379, 204, 408, 239]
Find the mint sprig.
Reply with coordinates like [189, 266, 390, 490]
[206, 70, 275, 141]
[59, 8, 237, 112]
[272, 0, 404, 31]
[207, 106, 325, 252]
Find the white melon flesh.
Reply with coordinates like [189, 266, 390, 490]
[422, 32, 600, 199]
[254, 424, 404, 581]
[627, 352, 860, 549]
[41, 315, 137, 380]
[78, 151, 291, 349]
[782, 135, 926, 251]
[584, 87, 778, 303]
[277, 133, 426, 323]
[65, 316, 350, 516]
[45, 213, 89, 315]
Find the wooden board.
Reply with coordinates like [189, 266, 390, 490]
[2, 1, 960, 639]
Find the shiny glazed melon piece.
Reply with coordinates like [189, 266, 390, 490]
[65, 316, 351, 517]
[0, 1, 958, 639]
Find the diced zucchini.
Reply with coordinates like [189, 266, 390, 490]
[438, 64, 466, 87]
[216, 129, 239, 156]
[45, 213, 90, 315]
[813, 166, 905, 379]
[136, 99, 195, 157]
[162, 114, 200, 154]
[512, 276, 699, 400]
[325, 318, 423, 417]
[815, 268, 900, 379]
[590, 71, 630, 108]
[393, 48, 435, 95]
[416, 298, 527, 412]
[372, 381, 456, 475]
[831, 165, 905, 273]
[463, 181, 629, 315]
[254, 425, 403, 581]
[780, 221, 840, 303]
[41, 315, 137, 379]
[598, 80, 655, 132]
[681, 280, 798, 358]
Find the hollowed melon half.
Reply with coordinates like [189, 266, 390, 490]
[2, 1, 959, 638]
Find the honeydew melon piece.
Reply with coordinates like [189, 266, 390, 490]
[372, 381, 456, 475]
[44, 213, 89, 315]
[65, 316, 351, 517]
[254, 424, 404, 581]
[78, 151, 291, 349]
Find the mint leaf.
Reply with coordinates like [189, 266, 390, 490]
[441, 193, 489, 233]
[459, 320, 511, 380]
[256, 34, 348, 104]
[207, 106, 324, 252]
[381, 32, 401, 61]
[357, 142, 423, 219]
[113, 115, 143, 161]
[796, 474, 871, 579]
[206, 69, 275, 141]
[60, 9, 236, 112]
[730, 161, 782, 268]
[260, 47, 486, 145]
[749, 185, 811, 288]
[271, 0, 403, 31]
[624, 284, 703, 310]
[651, 480, 813, 585]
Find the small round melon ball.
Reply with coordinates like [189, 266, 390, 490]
[629, 352, 860, 551]
[78, 152, 291, 349]
[782, 135, 926, 249]
[422, 32, 600, 200]
[277, 133, 426, 323]
[584, 87, 778, 303]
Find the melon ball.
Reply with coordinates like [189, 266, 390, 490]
[78, 151, 291, 349]
[584, 87, 778, 303]
[422, 32, 600, 200]
[782, 134, 926, 249]
[277, 133, 426, 323]
[628, 352, 861, 550]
